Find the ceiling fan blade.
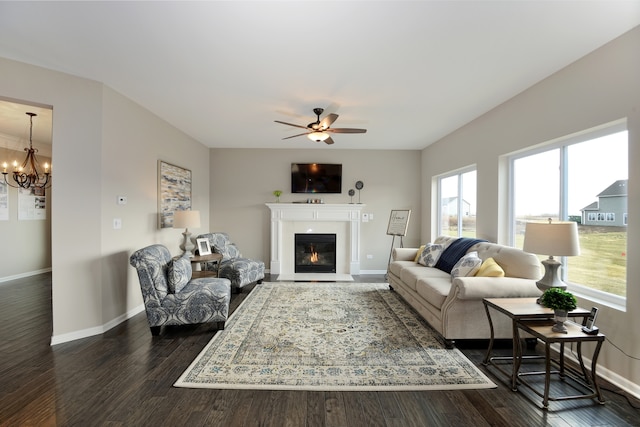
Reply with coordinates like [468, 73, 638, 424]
[324, 136, 335, 145]
[274, 120, 309, 130]
[327, 128, 367, 134]
[319, 113, 339, 130]
[282, 132, 310, 140]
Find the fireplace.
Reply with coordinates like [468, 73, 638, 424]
[295, 233, 337, 273]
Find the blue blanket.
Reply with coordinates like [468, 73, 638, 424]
[435, 238, 487, 274]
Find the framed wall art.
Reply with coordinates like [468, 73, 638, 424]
[158, 160, 192, 229]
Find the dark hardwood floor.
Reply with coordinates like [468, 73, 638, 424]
[1, 273, 639, 426]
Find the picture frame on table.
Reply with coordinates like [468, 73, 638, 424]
[196, 238, 212, 256]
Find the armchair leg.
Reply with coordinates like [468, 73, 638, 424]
[150, 326, 161, 336]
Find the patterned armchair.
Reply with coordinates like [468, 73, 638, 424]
[129, 244, 231, 335]
[197, 232, 265, 292]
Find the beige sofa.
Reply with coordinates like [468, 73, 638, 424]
[387, 236, 542, 346]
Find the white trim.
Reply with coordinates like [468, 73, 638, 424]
[0, 268, 52, 284]
[51, 303, 145, 346]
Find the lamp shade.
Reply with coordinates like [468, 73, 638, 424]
[523, 220, 580, 256]
[173, 210, 201, 229]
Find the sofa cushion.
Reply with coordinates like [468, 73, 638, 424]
[476, 257, 505, 277]
[397, 263, 450, 291]
[435, 238, 487, 274]
[168, 255, 192, 293]
[414, 245, 426, 262]
[417, 243, 444, 267]
[451, 251, 482, 278]
[415, 276, 452, 309]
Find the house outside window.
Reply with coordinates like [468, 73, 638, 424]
[510, 121, 628, 306]
[437, 167, 476, 238]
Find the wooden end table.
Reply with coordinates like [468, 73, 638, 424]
[515, 319, 605, 408]
[190, 253, 222, 279]
[482, 299, 590, 390]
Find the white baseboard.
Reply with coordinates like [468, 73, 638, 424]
[0, 268, 52, 284]
[358, 270, 388, 275]
[51, 304, 145, 346]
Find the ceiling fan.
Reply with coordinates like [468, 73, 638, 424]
[274, 107, 367, 145]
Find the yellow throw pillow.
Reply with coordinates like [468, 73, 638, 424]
[414, 245, 426, 263]
[475, 257, 505, 277]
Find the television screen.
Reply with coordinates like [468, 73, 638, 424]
[291, 163, 342, 194]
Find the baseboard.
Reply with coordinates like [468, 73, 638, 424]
[0, 268, 52, 284]
[51, 304, 145, 346]
[358, 270, 388, 275]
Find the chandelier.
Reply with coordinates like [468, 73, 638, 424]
[2, 112, 51, 192]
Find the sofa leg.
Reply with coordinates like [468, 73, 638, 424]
[257, 279, 263, 284]
[444, 339, 455, 349]
[150, 326, 161, 336]
[217, 321, 225, 330]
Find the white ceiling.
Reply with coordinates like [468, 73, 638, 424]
[1, 1, 639, 150]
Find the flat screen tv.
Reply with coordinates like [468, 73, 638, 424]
[291, 163, 342, 194]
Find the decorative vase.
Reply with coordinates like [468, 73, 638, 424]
[552, 309, 569, 333]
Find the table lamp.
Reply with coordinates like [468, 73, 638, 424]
[173, 210, 201, 257]
[523, 219, 580, 302]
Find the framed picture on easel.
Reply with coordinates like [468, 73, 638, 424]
[387, 209, 411, 236]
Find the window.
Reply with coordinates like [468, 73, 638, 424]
[437, 167, 477, 238]
[510, 122, 628, 304]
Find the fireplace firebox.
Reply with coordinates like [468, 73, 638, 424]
[294, 233, 337, 273]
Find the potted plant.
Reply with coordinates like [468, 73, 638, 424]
[272, 190, 282, 203]
[540, 287, 577, 333]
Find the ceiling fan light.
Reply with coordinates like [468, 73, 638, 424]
[308, 132, 329, 142]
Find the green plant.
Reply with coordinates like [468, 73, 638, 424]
[540, 287, 577, 312]
[272, 190, 282, 198]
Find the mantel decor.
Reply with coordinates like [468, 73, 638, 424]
[158, 160, 191, 229]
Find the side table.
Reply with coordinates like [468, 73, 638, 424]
[482, 298, 590, 391]
[190, 253, 222, 279]
[516, 319, 605, 409]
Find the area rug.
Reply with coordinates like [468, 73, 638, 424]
[174, 282, 496, 391]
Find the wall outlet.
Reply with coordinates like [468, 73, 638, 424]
[368, 213, 374, 220]
[113, 218, 122, 229]
[366, 254, 374, 259]
[362, 213, 369, 222]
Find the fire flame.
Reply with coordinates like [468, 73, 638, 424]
[310, 250, 319, 263]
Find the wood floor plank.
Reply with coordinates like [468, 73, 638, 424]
[1, 273, 638, 426]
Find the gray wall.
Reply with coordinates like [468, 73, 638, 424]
[420, 27, 640, 395]
[0, 57, 211, 343]
[209, 148, 422, 272]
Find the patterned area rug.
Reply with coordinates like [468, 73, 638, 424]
[174, 282, 496, 391]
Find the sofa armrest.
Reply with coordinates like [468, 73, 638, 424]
[392, 248, 419, 262]
[451, 277, 541, 300]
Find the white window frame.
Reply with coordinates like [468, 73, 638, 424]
[436, 165, 477, 238]
[508, 120, 628, 310]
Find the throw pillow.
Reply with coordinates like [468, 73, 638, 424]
[168, 255, 192, 293]
[417, 243, 444, 267]
[475, 257, 505, 277]
[451, 251, 482, 278]
[414, 245, 426, 263]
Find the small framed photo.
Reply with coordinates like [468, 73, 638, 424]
[196, 238, 212, 256]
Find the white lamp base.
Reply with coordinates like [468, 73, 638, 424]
[180, 229, 195, 257]
[536, 256, 567, 304]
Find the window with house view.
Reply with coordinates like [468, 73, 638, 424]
[438, 168, 477, 238]
[511, 123, 628, 302]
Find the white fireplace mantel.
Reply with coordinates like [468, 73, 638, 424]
[266, 203, 365, 278]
